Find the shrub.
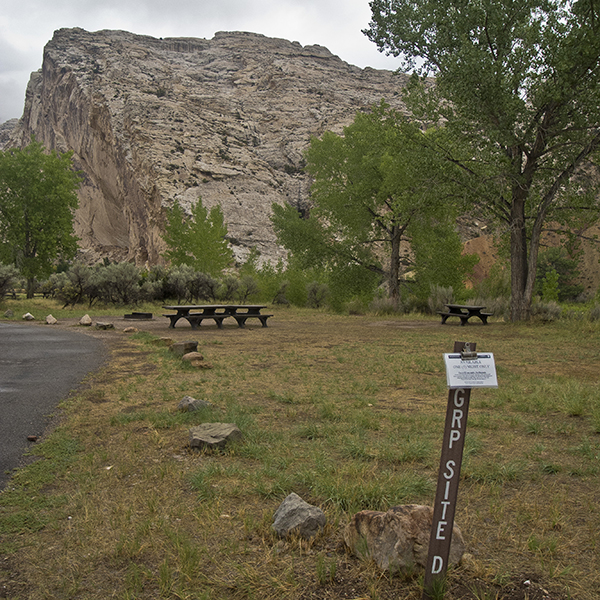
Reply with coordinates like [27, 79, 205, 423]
[589, 304, 600, 321]
[45, 262, 94, 307]
[93, 262, 142, 305]
[237, 275, 260, 303]
[369, 296, 404, 315]
[165, 265, 195, 303]
[535, 247, 584, 302]
[469, 295, 510, 321]
[427, 285, 454, 314]
[531, 299, 562, 322]
[144, 265, 170, 301]
[473, 264, 511, 299]
[346, 298, 367, 315]
[306, 281, 329, 308]
[188, 271, 218, 302]
[272, 281, 290, 305]
[217, 275, 240, 301]
[0, 263, 19, 298]
[541, 268, 560, 303]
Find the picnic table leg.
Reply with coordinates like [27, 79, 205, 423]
[235, 316, 248, 328]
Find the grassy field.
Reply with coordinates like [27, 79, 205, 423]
[1, 301, 599, 599]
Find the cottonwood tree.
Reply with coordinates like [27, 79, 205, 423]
[365, 0, 600, 320]
[162, 198, 233, 277]
[272, 103, 474, 307]
[0, 139, 81, 297]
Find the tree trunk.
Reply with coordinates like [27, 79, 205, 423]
[510, 198, 530, 321]
[26, 277, 36, 299]
[389, 223, 401, 309]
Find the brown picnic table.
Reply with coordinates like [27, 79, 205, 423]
[162, 304, 272, 329]
[437, 304, 493, 326]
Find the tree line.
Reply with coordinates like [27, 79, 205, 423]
[1, 0, 599, 319]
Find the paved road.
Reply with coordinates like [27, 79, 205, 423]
[0, 323, 106, 490]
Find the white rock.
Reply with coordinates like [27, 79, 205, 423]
[79, 314, 92, 326]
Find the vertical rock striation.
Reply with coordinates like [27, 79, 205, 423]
[7, 28, 411, 265]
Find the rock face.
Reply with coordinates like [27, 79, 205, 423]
[6, 28, 411, 266]
[0, 119, 18, 148]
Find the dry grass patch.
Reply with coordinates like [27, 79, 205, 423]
[0, 307, 599, 599]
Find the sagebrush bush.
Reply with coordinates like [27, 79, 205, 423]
[369, 296, 404, 315]
[427, 284, 454, 314]
[0, 263, 19, 298]
[531, 299, 562, 321]
[306, 281, 329, 308]
[589, 303, 600, 321]
[469, 295, 510, 321]
[346, 298, 367, 315]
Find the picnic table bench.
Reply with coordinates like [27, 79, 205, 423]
[162, 304, 272, 329]
[437, 304, 493, 326]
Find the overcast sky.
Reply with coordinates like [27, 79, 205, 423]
[0, 0, 402, 124]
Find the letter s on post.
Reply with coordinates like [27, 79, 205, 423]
[444, 460, 455, 480]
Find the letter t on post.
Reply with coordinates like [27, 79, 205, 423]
[422, 341, 475, 600]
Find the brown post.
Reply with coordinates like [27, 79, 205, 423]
[422, 341, 475, 600]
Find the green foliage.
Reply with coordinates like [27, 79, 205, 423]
[541, 269, 560, 303]
[427, 284, 454, 314]
[0, 262, 19, 297]
[306, 281, 329, 309]
[92, 262, 142, 305]
[473, 264, 511, 300]
[237, 274, 260, 303]
[409, 217, 479, 305]
[365, 0, 600, 320]
[163, 198, 233, 276]
[245, 259, 288, 305]
[161, 264, 217, 303]
[48, 261, 93, 307]
[535, 247, 584, 302]
[273, 103, 459, 306]
[0, 139, 81, 297]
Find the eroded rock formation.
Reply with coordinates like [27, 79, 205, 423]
[6, 28, 411, 266]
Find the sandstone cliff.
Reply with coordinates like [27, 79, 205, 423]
[7, 28, 411, 266]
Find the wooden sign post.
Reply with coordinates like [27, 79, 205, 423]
[422, 341, 497, 600]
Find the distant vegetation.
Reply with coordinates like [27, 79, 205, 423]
[1, 251, 599, 323]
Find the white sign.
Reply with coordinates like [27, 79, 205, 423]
[443, 353, 498, 389]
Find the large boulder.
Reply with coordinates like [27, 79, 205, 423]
[272, 492, 326, 539]
[344, 504, 465, 572]
[189, 423, 242, 450]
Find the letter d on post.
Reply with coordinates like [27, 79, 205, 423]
[432, 556, 444, 574]
[422, 341, 475, 600]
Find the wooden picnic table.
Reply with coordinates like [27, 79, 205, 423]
[162, 304, 272, 329]
[437, 304, 493, 326]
